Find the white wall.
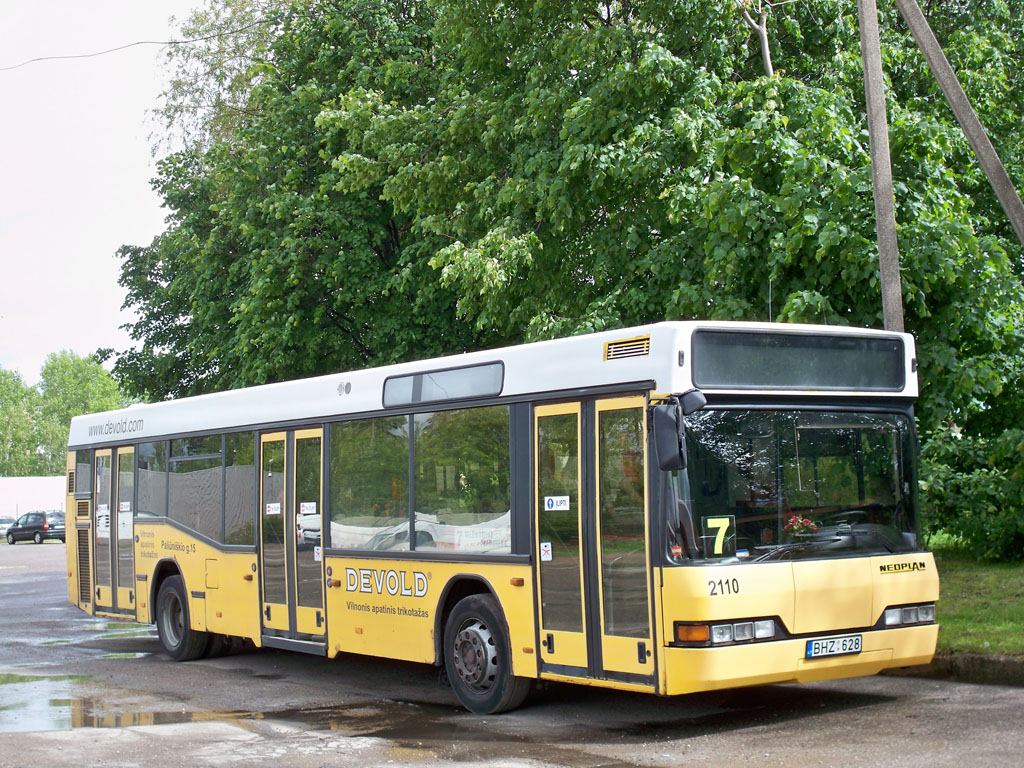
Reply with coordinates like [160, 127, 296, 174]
[0, 477, 65, 519]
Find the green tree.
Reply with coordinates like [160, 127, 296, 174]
[0, 354, 124, 477]
[118, 0, 1024, 555]
[325, 0, 1023, 436]
[34, 352, 125, 475]
[155, 0, 289, 153]
[116, 0, 496, 400]
[0, 368, 37, 476]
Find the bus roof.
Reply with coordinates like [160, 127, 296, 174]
[68, 321, 916, 448]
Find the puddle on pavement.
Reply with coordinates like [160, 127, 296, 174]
[0, 675, 95, 734]
[0, 671, 260, 734]
[0, 649, 891, 766]
[0, 673, 48, 686]
[7, 670, 696, 743]
[75, 620, 147, 633]
[100, 653, 150, 659]
[98, 629, 156, 640]
[266, 700, 643, 767]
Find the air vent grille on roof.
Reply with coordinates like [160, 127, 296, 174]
[604, 335, 651, 361]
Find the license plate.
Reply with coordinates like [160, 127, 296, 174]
[805, 634, 862, 659]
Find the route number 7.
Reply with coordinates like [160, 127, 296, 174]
[702, 516, 735, 556]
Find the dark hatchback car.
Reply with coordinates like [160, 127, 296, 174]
[5, 510, 65, 545]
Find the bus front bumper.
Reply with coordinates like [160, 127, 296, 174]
[661, 624, 938, 696]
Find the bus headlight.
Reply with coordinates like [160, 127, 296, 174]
[883, 603, 935, 626]
[674, 618, 777, 646]
[711, 624, 733, 643]
[711, 619, 775, 644]
[733, 622, 754, 642]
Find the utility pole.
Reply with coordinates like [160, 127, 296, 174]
[895, 0, 1024, 250]
[858, 0, 905, 333]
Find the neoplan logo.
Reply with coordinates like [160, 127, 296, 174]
[878, 561, 927, 574]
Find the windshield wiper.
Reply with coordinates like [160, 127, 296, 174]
[753, 536, 843, 562]
[850, 525, 896, 553]
[753, 541, 815, 562]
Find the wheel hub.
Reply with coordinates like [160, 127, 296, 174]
[161, 593, 184, 646]
[453, 619, 497, 691]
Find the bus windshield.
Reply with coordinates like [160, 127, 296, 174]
[666, 409, 918, 563]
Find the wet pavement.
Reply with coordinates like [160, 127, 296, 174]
[2, 541, 1024, 766]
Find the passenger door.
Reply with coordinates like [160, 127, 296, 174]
[534, 396, 654, 682]
[93, 446, 136, 614]
[259, 429, 326, 647]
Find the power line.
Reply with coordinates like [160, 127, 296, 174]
[0, 19, 273, 73]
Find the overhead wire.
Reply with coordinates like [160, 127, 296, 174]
[0, 18, 272, 72]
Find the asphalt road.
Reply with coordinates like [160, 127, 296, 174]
[1, 540, 1022, 767]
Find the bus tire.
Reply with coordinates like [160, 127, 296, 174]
[204, 633, 230, 658]
[443, 594, 530, 714]
[156, 575, 208, 661]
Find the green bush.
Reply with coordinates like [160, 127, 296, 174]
[920, 427, 1024, 561]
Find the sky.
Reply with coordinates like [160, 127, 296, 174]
[0, 1, 201, 385]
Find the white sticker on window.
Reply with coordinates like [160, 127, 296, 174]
[265, 503, 281, 516]
[544, 496, 570, 511]
[300, 502, 316, 515]
[314, 546, 322, 562]
[540, 541, 553, 561]
[119, 501, 131, 513]
[96, 505, 110, 534]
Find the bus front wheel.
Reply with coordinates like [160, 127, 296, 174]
[443, 594, 530, 714]
[156, 575, 208, 661]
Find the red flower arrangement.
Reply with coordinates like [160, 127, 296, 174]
[784, 515, 818, 537]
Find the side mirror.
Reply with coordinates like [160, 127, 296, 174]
[653, 390, 706, 472]
[653, 403, 685, 471]
[679, 388, 707, 415]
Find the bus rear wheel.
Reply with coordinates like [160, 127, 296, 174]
[156, 575, 208, 661]
[443, 594, 530, 714]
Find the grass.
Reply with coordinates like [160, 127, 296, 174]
[932, 545, 1024, 656]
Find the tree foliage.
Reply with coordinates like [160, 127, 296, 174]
[155, 0, 289, 153]
[0, 369, 37, 477]
[326, 0, 1023, 437]
[118, 0, 495, 399]
[117, 0, 1024, 554]
[0, 353, 125, 477]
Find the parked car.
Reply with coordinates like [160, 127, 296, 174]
[296, 512, 321, 549]
[0, 517, 15, 537]
[5, 510, 65, 545]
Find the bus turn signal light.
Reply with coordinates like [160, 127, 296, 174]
[676, 624, 710, 643]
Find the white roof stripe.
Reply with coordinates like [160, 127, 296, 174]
[68, 321, 916, 448]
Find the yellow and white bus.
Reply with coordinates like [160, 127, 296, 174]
[65, 321, 938, 713]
